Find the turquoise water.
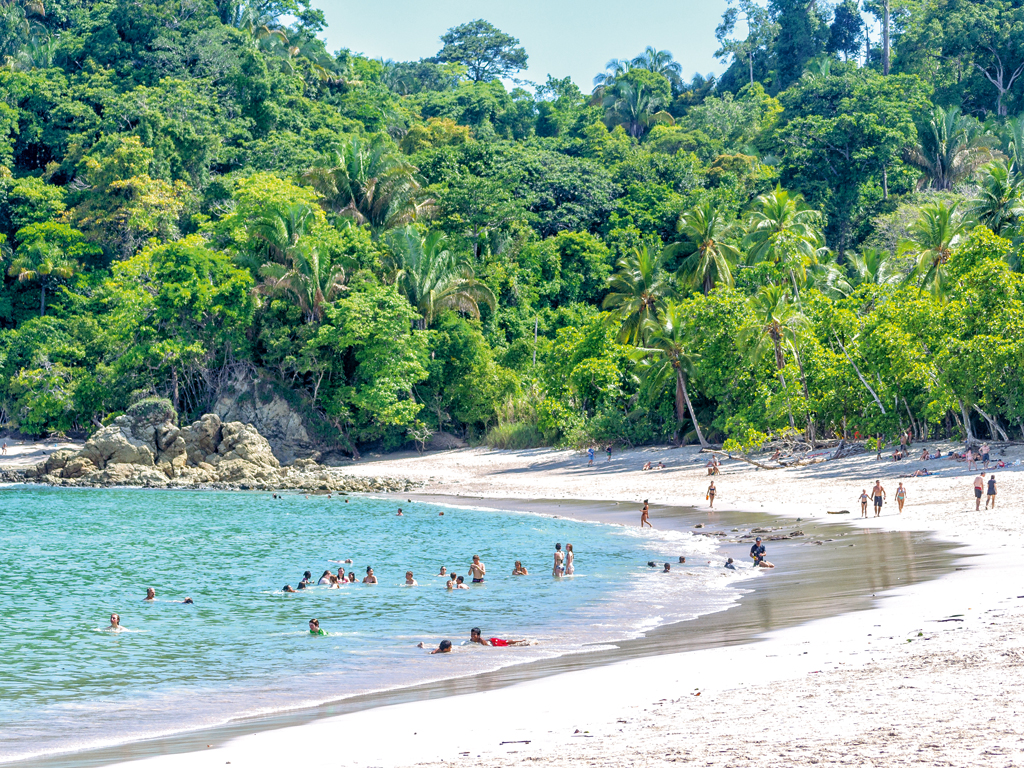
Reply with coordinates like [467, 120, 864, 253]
[0, 487, 744, 763]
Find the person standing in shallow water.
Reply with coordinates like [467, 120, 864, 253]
[564, 544, 574, 575]
[552, 544, 564, 577]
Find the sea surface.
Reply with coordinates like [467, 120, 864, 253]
[0, 487, 750, 763]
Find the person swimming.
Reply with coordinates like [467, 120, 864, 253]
[363, 566, 378, 584]
[300, 571, 313, 585]
[417, 639, 453, 654]
[662, 563, 671, 573]
[317, 570, 333, 586]
[348, 571, 356, 583]
[678, 556, 686, 564]
[469, 627, 530, 647]
[143, 587, 156, 601]
[283, 585, 296, 593]
[404, 571, 418, 586]
[437, 566, 447, 577]
[107, 613, 123, 631]
[446, 578, 454, 590]
[512, 560, 528, 575]
[455, 576, 468, 589]
[724, 558, 736, 570]
[181, 597, 194, 604]
[296, 582, 307, 590]
[308, 619, 327, 636]
[397, 508, 403, 516]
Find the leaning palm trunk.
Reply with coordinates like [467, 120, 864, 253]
[676, 368, 710, 448]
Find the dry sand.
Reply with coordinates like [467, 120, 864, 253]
[0, 437, 82, 468]
[93, 440, 1024, 768]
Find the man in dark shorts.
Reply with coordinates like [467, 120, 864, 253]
[985, 474, 997, 509]
[974, 472, 985, 511]
[750, 537, 766, 567]
[871, 480, 886, 517]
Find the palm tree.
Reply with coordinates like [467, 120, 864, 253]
[742, 187, 826, 298]
[592, 58, 633, 91]
[636, 301, 710, 447]
[383, 226, 496, 330]
[737, 285, 811, 431]
[904, 106, 995, 191]
[258, 242, 346, 324]
[899, 201, 968, 301]
[302, 136, 432, 236]
[670, 200, 740, 295]
[631, 46, 683, 88]
[242, 202, 317, 271]
[602, 244, 676, 345]
[601, 81, 674, 138]
[8, 241, 78, 317]
[969, 159, 1024, 235]
[814, 247, 902, 298]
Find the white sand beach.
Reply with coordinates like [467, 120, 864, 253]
[95, 441, 1024, 768]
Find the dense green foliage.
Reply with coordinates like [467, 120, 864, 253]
[2, 1, 1024, 452]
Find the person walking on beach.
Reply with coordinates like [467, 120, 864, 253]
[895, 483, 906, 514]
[606, 445, 612, 462]
[707, 481, 716, 509]
[553, 544, 565, 577]
[859, 489, 869, 518]
[872, 480, 886, 517]
[2, 442, 6, 455]
[640, 500, 652, 528]
[981, 443, 991, 469]
[973, 472, 986, 510]
[565, 543, 574, 575]
[587, 447, 594, 466]
[986, 474, 997, 508]
[966, 447, 976, 471]
[469, 555, 486, 583]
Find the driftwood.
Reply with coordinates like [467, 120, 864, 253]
[708, 439, 863, 470]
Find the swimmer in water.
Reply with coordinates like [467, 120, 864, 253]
[181, 597, 194, 604]
[308, 619, 327, 636]
[553, 544, 565, 577]
[283, 585, 296, 592]
[107, 613, 123, 631]
[300, 571, 313, 585]
[455, 576, 469, 589]
[437, 566, 447, 577]
[469, 627, 530, 647]
[446, 579, 454, 590]
[512, 560, 528, 575]
[143, 587, 156, 601]
[417, 639, 453, 654]
[663, 562, 671, 573]
[404, 571, 417, 586]
[297, 582, 307, 590]
[397, 508, 403, 516]
[678, 556, 686, 564]
[724, 558, 736, 570]
[337, 568, 347, 583]
[469, 554, 486, 583]
[317, 570, 333, 585]
[363, 567, 378, 584]
[348, 572, 356, 583]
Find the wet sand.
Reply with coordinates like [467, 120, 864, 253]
[18, 497, 961, 768]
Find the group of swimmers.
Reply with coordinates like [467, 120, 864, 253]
[105, 588, 194, 631]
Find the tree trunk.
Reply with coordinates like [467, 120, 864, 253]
[792, 347, 815, 443]
[40, 284, 46, 317]
[882, 0, 890, 76]
[677, 368, 710, 448]
[749, 51, 754, 85]
[972, 404, 1010, 442]
[882, 166, 888, 200]
[834, 334, 886, 414]
[171, 369, 179, 411]
[958, 399, 976, 442]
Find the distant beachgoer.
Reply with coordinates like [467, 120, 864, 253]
[648, 561, 657, 568]
[565, 544, 575, 575]
[859, 490, 869, 518]
[966, 448, 976, 471]
[606, 446, 612, 462]
[921, 448, 930, 461]
[363, 567, 378, 584]
[437, 566, 447, 577]
[553, 544, 565, 576]
[469, 555, 486, 583]
[640, 500, 652, 528]
[934, 450, 942, 459]
[404, 571, 417, 586]
[337, 568, 347, 582]
[446, 579, 454, 590]
[455, 576, 469, 589]
[418, 639, 453, 654]
[317, 570, 333, 586]
[912, 468, 931, 477]
[643, 461, 652, 471]
[707, 481, 716, 509]
[662, 562, 671, 573]
[143, 587, 156, 602]
[308, 619, 327, 636]
[588, 447, 594, 466]
[678, 556, 686, 564]
[283, 585, 296, 593]
[986, 474, 997, 508]
[658, 461, 665, 469]
[2, 442, 7, 454]
[181, 597, 194, 604]
[724, 558, 736, 570]
[512, 560, 528, 575]
[974, 472, 986, 511]
[397, 508, 403, 516]
[981, 443, 991, 468]
[750, 537, 766, 567]
[348, 572, 356, 583]
[469, 627, 530, 647]
[872, 480, 886, 517]
[107, 613, 123, 631]
[300, 571, 313, 585]
[329, 575, 340, 587]
[895, 483, 906, 514]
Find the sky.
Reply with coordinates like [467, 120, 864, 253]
[314, 0, 734, 93]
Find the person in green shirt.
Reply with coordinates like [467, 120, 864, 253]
[308, 619, 327, 636]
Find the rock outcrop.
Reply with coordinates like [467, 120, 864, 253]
[213, 375, 319, 464]
[23, 399, 417, 494]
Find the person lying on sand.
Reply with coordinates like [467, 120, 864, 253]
[910, 468, 931, 477]
[417, 640, 453, 654]
[643, 461, 652, 471]
[921, 448, 930, 460]
[469, 628, 531, 647]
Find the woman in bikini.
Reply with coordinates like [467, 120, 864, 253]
[707, 481, 716, 509]
[512, 561, 528, 575]
[553, 543, 565, 577]
[895, 482, 906, 513]
[565, 543, 575, 575]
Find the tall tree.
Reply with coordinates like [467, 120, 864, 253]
[8, 239, 77, 317]
[434, 19, 528, 82]
[900, 201, 968, 301]
[716, 0, 780, 87]
[827, 0, 864, 61]
[904, 106, 994, 191]
[258, 243, 346, 324]
[603, 244, 676, 345]
[637, 301, 711, 447]
[770, 0, 828, 90]
[670, 201, 740, 296]
[630, 46, 683, 89]
[969, 160, 1024, 236]
[743, 187, 826, 295]
[383, 226, 496, 330]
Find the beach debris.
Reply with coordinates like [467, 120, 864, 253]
[500, 740, 532, 745]
[751, 527, 771, 533]
[694, 523, 704, 528]
[826, 510, 850, 514]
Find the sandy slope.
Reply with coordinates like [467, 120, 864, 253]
[0, 437, 83, 468]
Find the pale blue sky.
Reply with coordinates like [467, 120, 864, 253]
[314, 0, 733, 92]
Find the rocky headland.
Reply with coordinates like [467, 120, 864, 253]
[11, 399, 416, 494]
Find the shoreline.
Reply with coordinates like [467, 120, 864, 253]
[11, 493, 961, 768]
[10, 442, 1023, 768]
